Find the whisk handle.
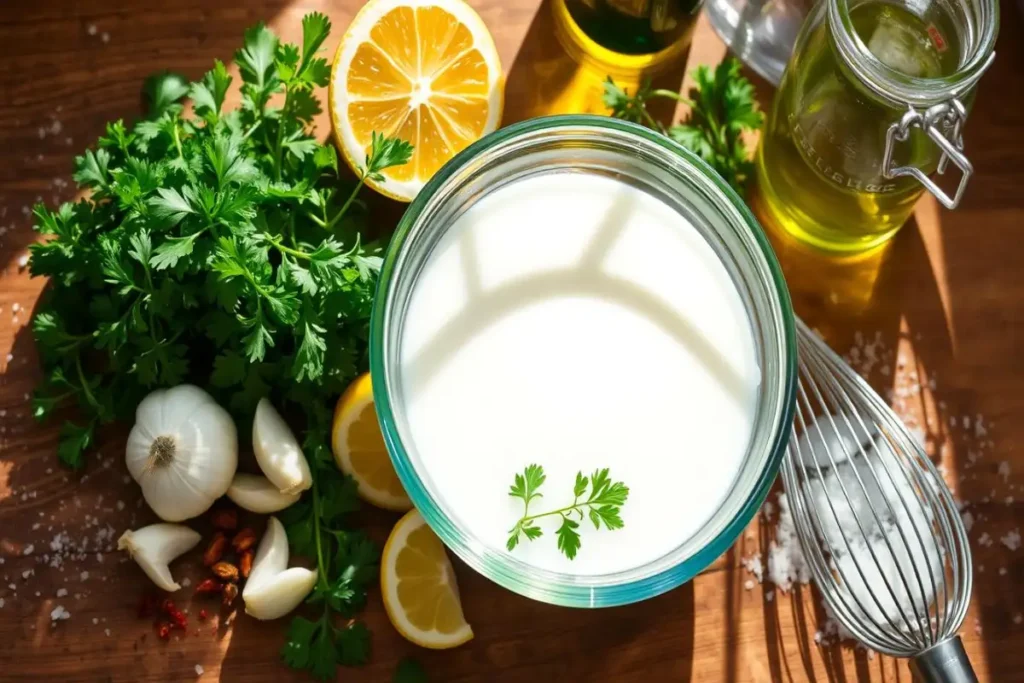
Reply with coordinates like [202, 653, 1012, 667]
[909, 636, 978, 683]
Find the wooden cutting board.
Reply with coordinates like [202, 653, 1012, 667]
[0, 0, 1022, 680]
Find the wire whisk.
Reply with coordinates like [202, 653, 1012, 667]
[781, 318, 975, 682]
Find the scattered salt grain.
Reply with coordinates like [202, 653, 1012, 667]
[766, 590, 774, 602]
[92, 617, 99, 625]
[23, 544, 34, 556]
[999, 568, 1007, 576]
[744, 579, 754, 590]
[16, 254, 28, 268]
[105, 628, 111, 636]
[1015, 614, 1023, 625]
[195, 664, 204, 676]
[181, 577, 191, 588]
[101, 32, 110, 43]
[979, 532, 993, 547]
[1000, 529, 1021, 552]
[11, 303, 19, 313]
[0, 598, 5, 608]
[961, 511, 974, 533]
[22, 569, 33, 579]
[999, 461, 1011, 483]
[50, 605, 70, 621]
[56, 588, 67, 597]
[79, 571, 89, 581]
[87, 24, 97, 35]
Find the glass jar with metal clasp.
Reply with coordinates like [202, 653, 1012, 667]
[753, 0, 998, 252]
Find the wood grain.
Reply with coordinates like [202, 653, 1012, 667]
[0, 0, 1022, 681]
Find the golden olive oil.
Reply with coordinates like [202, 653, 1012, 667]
[755, 2, 961, 251]
[563, 0, 703, 55]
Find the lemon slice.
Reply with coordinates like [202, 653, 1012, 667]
[332, 373, 412, 511]
[382, 509, 473, 649]
[329, 0, 504, 201]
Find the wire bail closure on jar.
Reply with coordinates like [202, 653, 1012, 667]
[882, 99, 971, 210]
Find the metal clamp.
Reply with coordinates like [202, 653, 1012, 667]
[882, 99, 972, 210]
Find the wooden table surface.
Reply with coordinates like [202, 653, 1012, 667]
[1, 1, 1021, 681]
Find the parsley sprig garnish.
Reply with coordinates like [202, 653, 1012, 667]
[28, 13, 411, 681]
[506, 465, 629, 560]
[604, 58, 763, 192]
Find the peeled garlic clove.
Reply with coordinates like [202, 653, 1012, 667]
[244, 567, 319, 621]
[117, 523, 201, 592]
[243, 516, 317, 620]
[245, 516, 289, 590]
[253, 398, 312, 495]
[227, 473, 301, 513]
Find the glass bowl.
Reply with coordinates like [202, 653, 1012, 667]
[370, 115, 796, 607]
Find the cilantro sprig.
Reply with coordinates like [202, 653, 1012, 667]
[604, 58, 763, 192]
[28, 13, 411, 681]
[506, 465, 629, 560]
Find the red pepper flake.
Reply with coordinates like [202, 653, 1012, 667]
[193, 578, 223, 595]
[169, 609, 188, 630]
[927, 24, 947, 52]
[157, 623, 172, 640]
[198, 609, 208, 621]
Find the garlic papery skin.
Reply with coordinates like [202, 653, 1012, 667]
[118, 524, 201, 592]
[243, 516, 318, 620]
[125, 385, 238, 521]
[252, 398, 312, 495]
[227, 473, 301, 513]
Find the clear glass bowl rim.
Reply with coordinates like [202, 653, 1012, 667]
[369, 115, 797, 607]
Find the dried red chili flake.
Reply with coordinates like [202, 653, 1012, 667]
[169, 609, 188, 630]
[157, 623, 172, 640]
[160, 598, 177, 615]
[193, 578, 223, 595]
[198, 609, 208, 621]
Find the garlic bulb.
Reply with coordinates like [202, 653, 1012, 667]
[243, 516, 318, 620]
[125, 385, 238, 521]
[253, 398, 312, 495]
[227, 473, 301, 513]
[118, 524, 201, 591]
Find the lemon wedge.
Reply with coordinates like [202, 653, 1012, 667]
[332, 373, 412, 511]
[329, 0, 504, 201]
[381, 509, 473, 648]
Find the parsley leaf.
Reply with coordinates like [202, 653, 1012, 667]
[507, 466, 629, 559]
[394, 657, 429, 683]
[604, 57, 763, 193]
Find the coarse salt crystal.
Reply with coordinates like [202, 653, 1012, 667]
[80, 571, 89, 581]
[23, 544, 34, 555]
[11, 303, 19, 313]
[979, 533, 993, 547]
[92, 617, 99, 625]
[1000, 529, 1021, 552]
[22, 569, 33, 579]
[50, 605, 70, 621]
[181, 577, 191, 588]
[1000, 568, 1008, 576]
[961, 511, 974, 533]
[101, 32, 110, 43]
[16, 254, 28, 268]
[999, 461, 1011, 483]
[195, 664, 204, 676]
[744, 579, 754, 590]
[1014, 614, 1023, 625]
[104, 628, 111, 636]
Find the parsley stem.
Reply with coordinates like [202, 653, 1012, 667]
[329, 173, 366, 232]
[517, 501, 596, 525]
[268, 238, 311, 261]
[74, 355, 101, 412]
[311, 477, 330, 591]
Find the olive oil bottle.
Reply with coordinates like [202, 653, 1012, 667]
[562, 0, 703, 55]
[754, 0, 996, 252]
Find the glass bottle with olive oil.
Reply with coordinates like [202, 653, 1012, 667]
[754, 0, 998, 252]
[562, 0, 703, 55]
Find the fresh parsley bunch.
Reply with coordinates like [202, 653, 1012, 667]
[29, 13, 411, 679]
[604, 58, 763, 193]
[29, 13, 410, 466]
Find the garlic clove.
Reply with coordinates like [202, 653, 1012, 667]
[245, 516, 289, 591]
[242, 516, 317, 620]
[253, 398, 312, 495]
[227, 473, 301, 513]
[243, 567, 319, 621]
[117, 523, 201, 592]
